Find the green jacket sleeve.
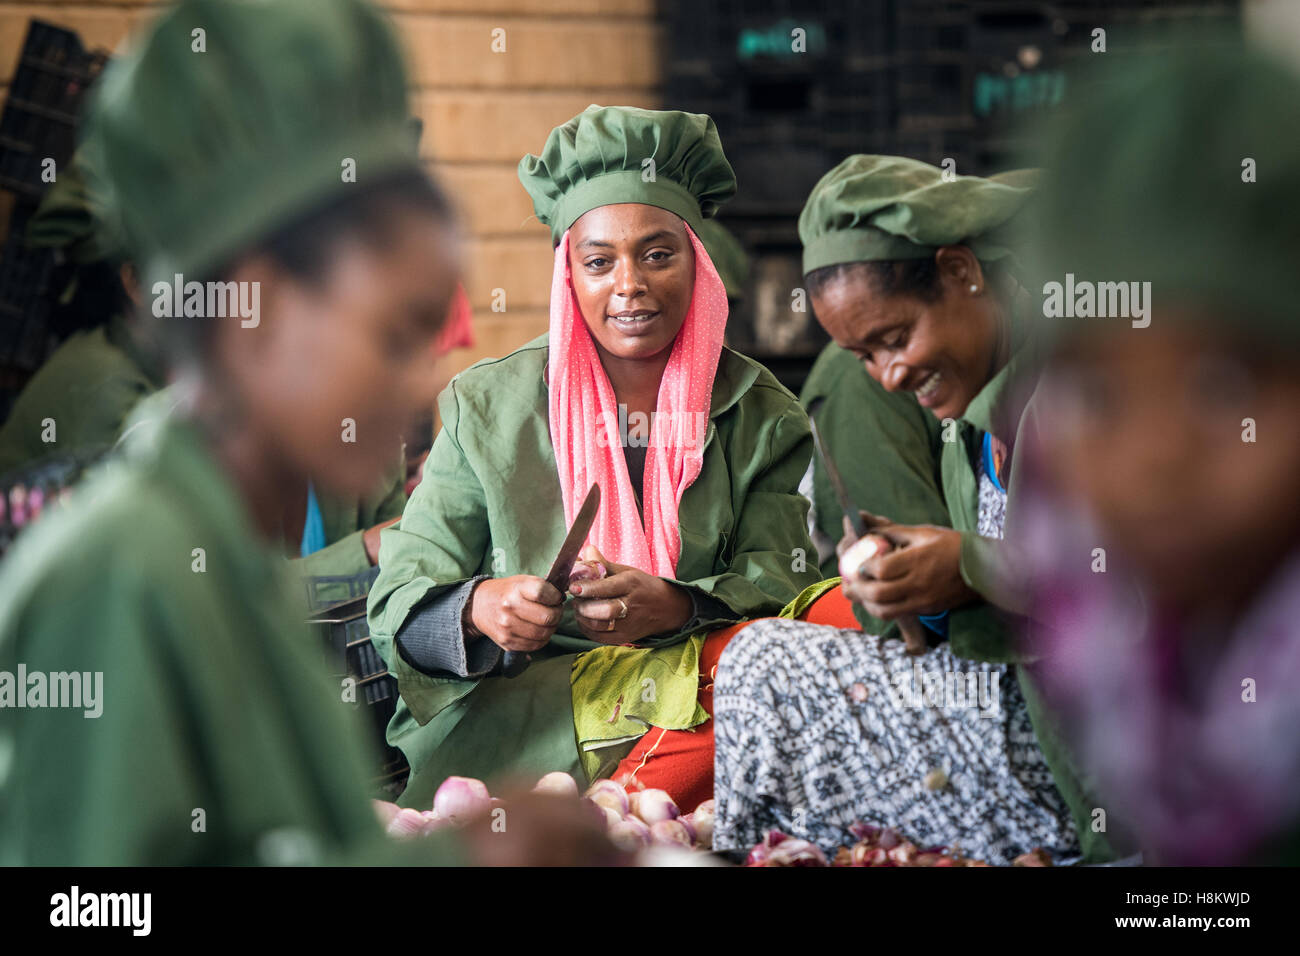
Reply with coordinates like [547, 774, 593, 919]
[640, 392, 822, 648]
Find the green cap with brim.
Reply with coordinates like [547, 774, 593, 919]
[1028, 42, 1300, 351]
[518, 105, 736, 245]
[82, 0, 422, 291]
[799, 154, 1037, 275]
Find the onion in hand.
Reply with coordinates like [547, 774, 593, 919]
[432, 775, 491, 825]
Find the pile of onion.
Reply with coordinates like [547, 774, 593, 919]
[743, 821, 1050, 867]
[375, 772, 716, 855]
[373, 774, 499, 839]
[586, 778, 715, 853]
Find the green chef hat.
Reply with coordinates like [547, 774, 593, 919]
[82, 0, 421, 290]
[1030, 43, 1300, 349]
[799, 155, 1037, 275]
[26, 148, 120, 265]
[518, 105, 736, 245]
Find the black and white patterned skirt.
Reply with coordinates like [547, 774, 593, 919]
[712, 620, 1081, 864]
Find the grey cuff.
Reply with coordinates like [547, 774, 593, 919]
[684, 587, 737, 633]
[395, 576, 501, 678]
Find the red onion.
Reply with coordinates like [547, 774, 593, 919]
[569, 560, 607, 586]
[634, 788, 679, 825]
[421, 809, 451, 833]
[386, 808, 430, 839]
[767, 838, 829, 867]
[745, 829, 828, 867]
[598, 805, 624, 828]
[431, 775, 491, 825]
[532, 771, 579, 797]
[677, 814, 698, 844]
[746, 843, 774, 866]
[608, 818, 651, 852]
[691, 800, 715, 849]
[650, 819, 693, 848]
[586, 779, 630, 817]
[838, 533, 891, 582]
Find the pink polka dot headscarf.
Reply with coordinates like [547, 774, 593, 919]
[547, 222, 728, 577]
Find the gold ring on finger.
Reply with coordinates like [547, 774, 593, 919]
[615, 598, 629, 620]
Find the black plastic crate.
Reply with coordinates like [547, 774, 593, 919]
[0, 19, 108, 396]
[0, 20, 107, 202]
[305, 588, 410, 797]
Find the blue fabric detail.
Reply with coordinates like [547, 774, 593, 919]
[299, 481, 327, 557]
[982, 432, 1006, 493]
[918, 611, 949, 636]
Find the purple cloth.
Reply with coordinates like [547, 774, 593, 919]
[1025, 497, 1300, 865]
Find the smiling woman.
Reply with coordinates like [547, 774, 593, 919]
[708, 156, 1113, 865]
[367, 105, 820, 812]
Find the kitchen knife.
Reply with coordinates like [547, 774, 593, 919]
[807, 399, 929, 656]
[500, 483, 601, 678]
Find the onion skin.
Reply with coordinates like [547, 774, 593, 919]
[650, 819, 693, 848]
[838, 534, 891, 582]
[608, 818, 651, 852]
[690, 800, 715, 849]
[633, 788, 679, 825]
[386, 808, 430, 839]
[432, 776, 491, 825]
[1013, 848, 1053, 867]
[677, 813, 698, 844]
[599, 805, 624, 828]
[586, 779, 630, 817]
[745, 830, 829, 867]
[767, 839, 829, 867]
[532, 771, 580, 797]
[569, 560, 607, 586]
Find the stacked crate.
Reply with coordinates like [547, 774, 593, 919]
[0, 21, 107, 417]
[660, 0, 1242, 388]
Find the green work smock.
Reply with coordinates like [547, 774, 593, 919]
[0, 418, 460, 865]
[0, 316, 163, 478]
[367, 335, 820, 806]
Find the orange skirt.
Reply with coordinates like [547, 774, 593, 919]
[609, 585, 860, 812]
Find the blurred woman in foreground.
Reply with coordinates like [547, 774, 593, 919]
[1026, 44, 1300, 866]
[0, 0, 468, 865]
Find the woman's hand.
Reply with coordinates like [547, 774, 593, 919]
[568, 545, 692, 644]
[363, 517, 401, 565]
[468, 576, 564, 652]
[840, 519, 978, 619]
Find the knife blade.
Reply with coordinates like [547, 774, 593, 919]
[806, 399, 928, 656]
[501, 483, 601, 678]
